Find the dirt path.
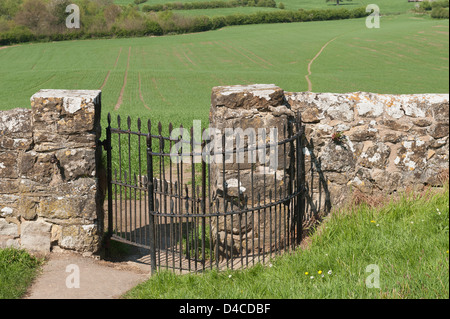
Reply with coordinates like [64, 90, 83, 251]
[24, 250, 150, 299]
[305, 37, 338, 92]
[0, 45, 19, 51]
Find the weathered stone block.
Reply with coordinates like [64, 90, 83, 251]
[0, 179, 19, 194]
[56, 148, 97, 180]
[0, 218, 19, 237]
[20, 220, 52, 253]
[430, 123, 449, 139]
[319, 142, 356, 173]
[359, 142, 391, 169]
[59, 223, 100, 252]
[0, 152, 18, 179]
[18, 196, 39, 220]
[37, 196, 83, 220]
[0, 108, 32, 135]
[211, 84, 285, 110]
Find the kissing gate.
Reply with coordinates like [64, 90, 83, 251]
[103, 112, 306, 274]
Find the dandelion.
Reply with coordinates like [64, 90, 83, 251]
[318, 270, 322, 275]
[305, 272, 309, 275]
[370, 220, 376, 223]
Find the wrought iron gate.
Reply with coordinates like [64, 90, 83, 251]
[103, 113, 306, 274]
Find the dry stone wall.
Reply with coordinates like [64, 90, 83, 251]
[209, 84, 298, 258]
[286, 90, 449, 210]
[0, 90, 104, 255]
[210, 85, 449, 223]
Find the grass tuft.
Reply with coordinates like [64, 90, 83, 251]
[0, 248, 44, 299]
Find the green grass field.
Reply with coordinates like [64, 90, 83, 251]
[123, 186, 449, 299]
[0, 14, 448, 133]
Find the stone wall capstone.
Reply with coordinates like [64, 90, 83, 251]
[0, 90, 103, 255]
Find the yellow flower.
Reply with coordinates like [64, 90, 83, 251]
[370, 220, 376, 223]
[318, 270, 322, 275]
[305, 272, 309, 275]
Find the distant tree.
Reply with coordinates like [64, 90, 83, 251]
[48, 0, 72, 27]
[104, 3, 122, 26]
[278, 2, 285, 9]
[14, 0, 53, 32]
[326, 0, 352, 5]
[0, 0, 23, 19]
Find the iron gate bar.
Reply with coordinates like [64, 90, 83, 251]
[105, 112, 306, 274]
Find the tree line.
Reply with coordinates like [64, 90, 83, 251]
[0, 0, 369, 45]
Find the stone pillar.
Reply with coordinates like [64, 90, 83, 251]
[209, 84, 296, 259]
[0, 90, 103, 255]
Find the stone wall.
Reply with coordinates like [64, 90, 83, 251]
[210, 85, 449, 224]
[286, 90, 449, 211]
[0, 90, 103, 255]
[209, 84, 298, 258]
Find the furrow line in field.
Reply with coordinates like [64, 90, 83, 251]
[114, 46, 131, 111]
[152, 77, 168, 104]
[214, 41, 267, 69]
[139, 72, 151, 111]
[114, 47, 123, 68]
[238, 46, 274, 67]
[182, 46, 197, 67]
[100, 47, 123, 90]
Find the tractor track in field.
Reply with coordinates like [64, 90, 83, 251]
[305, 36, 338, 92]
[139, 72, 151, 111]
[114, 47, 131, 111]
[100, 47, 123, 90]
[214, 41, 269, 69]
[152, 77, 168, 104]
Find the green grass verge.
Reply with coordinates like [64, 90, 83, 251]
[123, 186, 449, 299]
[0, 248, 44, 299]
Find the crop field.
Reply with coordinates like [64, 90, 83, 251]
[0, 14, 448, 134]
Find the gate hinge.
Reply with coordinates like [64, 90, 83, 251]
[96, 139, 109, 151]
